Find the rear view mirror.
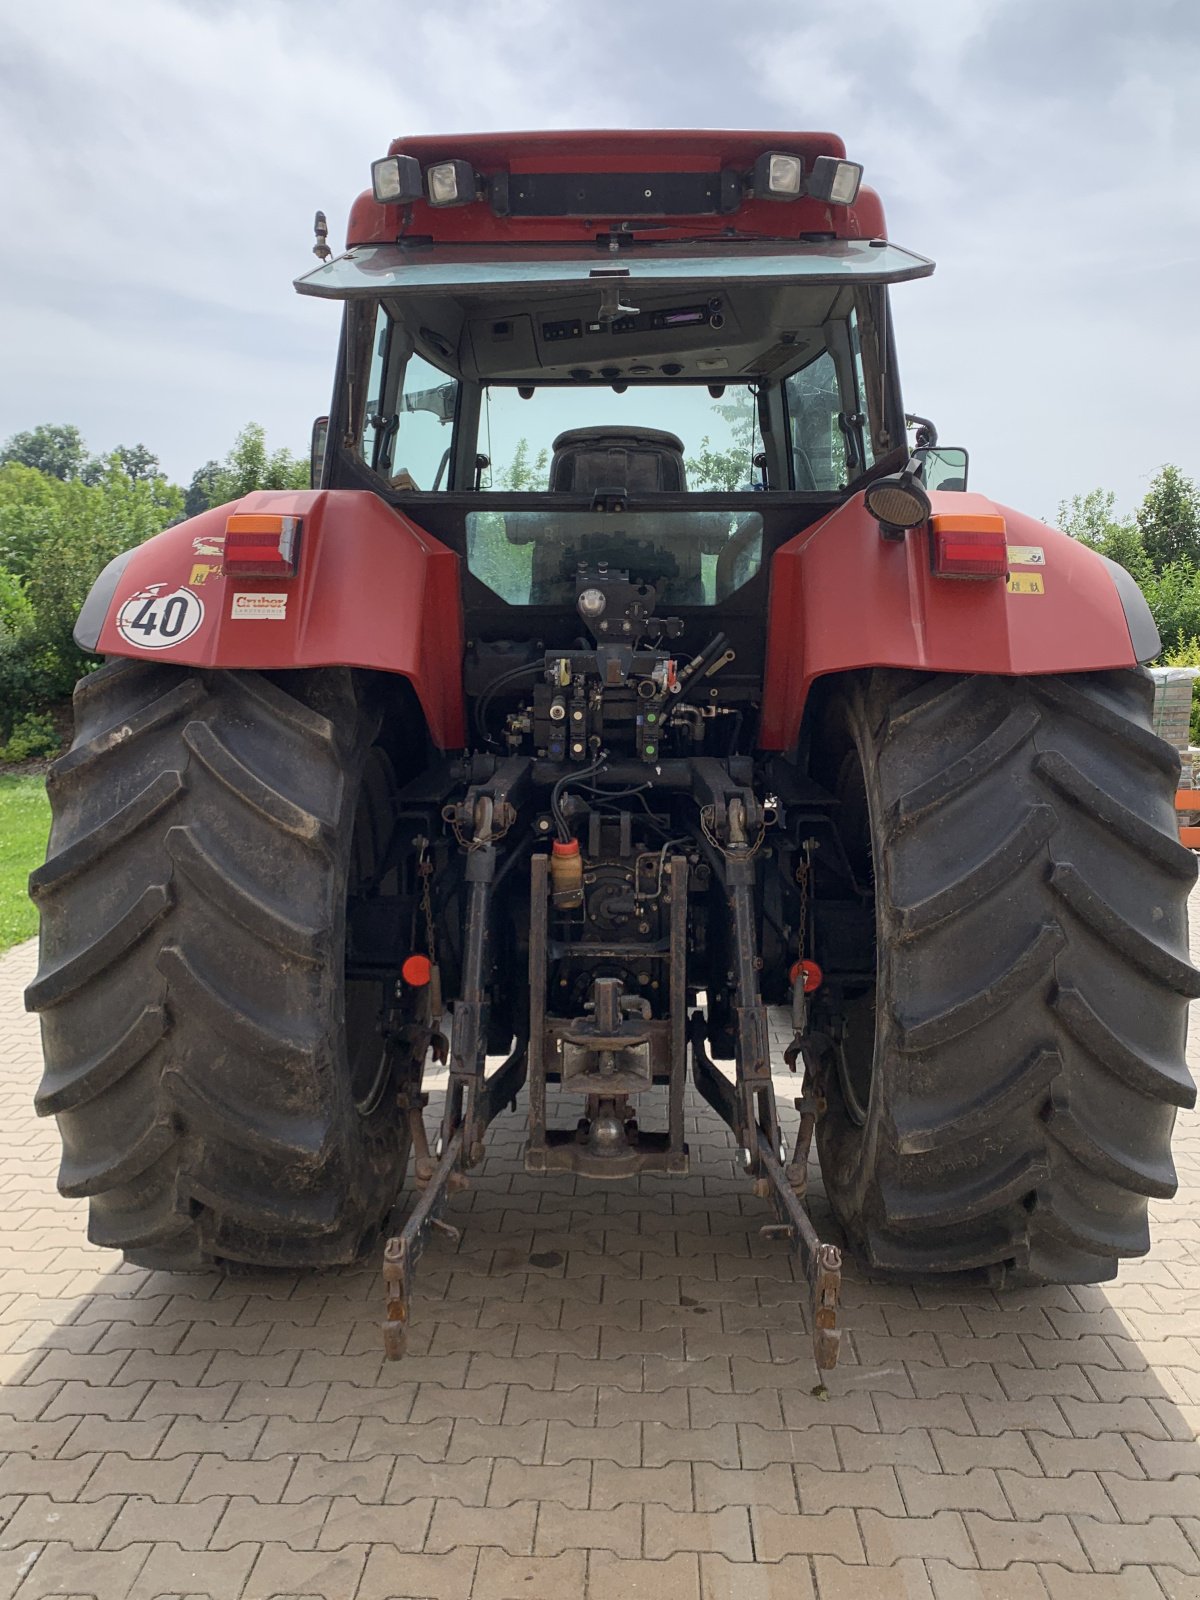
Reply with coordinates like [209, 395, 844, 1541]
[915, 446, 969, 492]
[310, 416, 329, 488]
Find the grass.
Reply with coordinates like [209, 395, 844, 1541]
[0, 774, 49, 952]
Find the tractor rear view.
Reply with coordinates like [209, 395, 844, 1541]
[29, 131, 1197, 1371]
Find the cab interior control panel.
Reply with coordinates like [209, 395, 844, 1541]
[541, 299, 724, 343]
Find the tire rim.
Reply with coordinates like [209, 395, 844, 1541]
[345, 982, 395, 1116]
[344, 747, 403, 1116]
[833, 749, 878, 1129]
[835, 988, 876, 1128]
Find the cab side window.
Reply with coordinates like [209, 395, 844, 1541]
[359, 307, 459, 489]
[785, 352, 847, 491]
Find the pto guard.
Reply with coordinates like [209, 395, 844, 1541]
[759, 489, 1154, 751]
[82, 489, 467, 749]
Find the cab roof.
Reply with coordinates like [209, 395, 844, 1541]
[346, 128, 887, 250]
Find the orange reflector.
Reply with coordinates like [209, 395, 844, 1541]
[401, 953, 433, 987]
[930, 512, 1007, 579]
[789, 958, 823, 994]
[223, 513, 301, 577]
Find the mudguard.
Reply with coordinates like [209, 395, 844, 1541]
[760, 489, 1155, 751]
[82, 489, 466, 749]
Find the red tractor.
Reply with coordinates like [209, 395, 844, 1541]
[28, 131, 1197, 1369]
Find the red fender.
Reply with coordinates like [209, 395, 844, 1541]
[85, 490, 466, 749]
[759, 490, 1146, 751]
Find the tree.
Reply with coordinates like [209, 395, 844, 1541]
[1136, 465, 1200, 572]
[0, 456, 183, 738]
[185, 460, 224, 519]
[1058, 488, 1152, 586]
[686, 390, 759, 490]
[1058, 488, 1127, 545]
[183, 424, 310, 515]
[495, 437, 548, 491]
[111, 443, 160, 483]
[0, 424, 94, 482]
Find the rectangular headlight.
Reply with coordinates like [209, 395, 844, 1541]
[808, 156, 864, 206]
[425, 159, 477, 207]
[752, 150, 804, 200]
[371, 155, 423, 205]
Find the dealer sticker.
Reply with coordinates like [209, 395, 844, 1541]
[231, 592, 287, 620]
[1007, 544, 1046, 566]
[116, 585, 205, 650]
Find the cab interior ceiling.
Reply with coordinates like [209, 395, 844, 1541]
[374, 281, 858, 384]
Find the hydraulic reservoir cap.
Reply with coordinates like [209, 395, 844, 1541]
[550, 838, 585, 910]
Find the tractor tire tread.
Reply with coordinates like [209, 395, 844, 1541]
[817, 668, 1196, 1287]
[27, 659, 404, 1268]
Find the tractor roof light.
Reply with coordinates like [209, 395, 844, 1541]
[930, 513, 1009, 579]
[425, 159, 478, 207]
[808, 156, 864, 206]
[752, 150, 805, 200]
[864, 464, 932, 539]
[371, 154, 422, 205]
[223, 513, 301, 577]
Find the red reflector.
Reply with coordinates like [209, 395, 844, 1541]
[789, 958, 823, 994]
[223, 514, 301, 577]
[930, 513, 1007, 579]
[401, 953, 432, 987]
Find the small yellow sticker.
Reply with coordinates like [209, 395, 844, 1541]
[1007, 544, 1046, 566]
[189, 562, 223, 586]
[1006, 573, 1045, 595]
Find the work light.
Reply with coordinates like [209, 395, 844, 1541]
[808, 156, 864, 206]
[863, 467, 931, 535]
[752, 151, 804, 200]
[371, 155, 422, 205]
[426, 159, 477, 207]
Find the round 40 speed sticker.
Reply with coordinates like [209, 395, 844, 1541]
[115, 585, 205, 650]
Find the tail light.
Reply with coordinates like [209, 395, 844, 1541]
[930, 513, 1008, 579]
[223, 513, 302, 577]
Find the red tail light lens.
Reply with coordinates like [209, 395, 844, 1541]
[223, 513, 302, 577]
[930, 513, 1007, 579]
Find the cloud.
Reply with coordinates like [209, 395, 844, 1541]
[0, 0, 1196, 515]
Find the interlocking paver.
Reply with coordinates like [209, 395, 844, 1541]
[750, 1504, 865, 1562]
[534, 1501, 642, 1557]
[926, 1559, 1051, 1598]
[2, 924, 1200, 1599]
[389, 1454, 495, 1506]
[242, 1540, 369, 1598]
[210, 1494, 330, 1550]
[3, 1540, 151, 1600]
[316, 1493, 433, 1549]
[1043, 1568, 1168, 1599]
[588, 1549, 701, 1600]
[1074, 1514, 1200, 1574]
[0, 1492, 123, 1550]
[964, 1512, 1091, 1572]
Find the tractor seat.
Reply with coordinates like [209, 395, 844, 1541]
[549, 427, 687, 494]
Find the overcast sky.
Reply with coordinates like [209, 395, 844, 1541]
[2, 0, 1196, 520]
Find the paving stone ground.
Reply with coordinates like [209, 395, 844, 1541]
[1, 902, 1199, 1600]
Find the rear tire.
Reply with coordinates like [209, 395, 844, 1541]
[27, 661, 413, 1268]
[816, 669, 1199, 1286]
